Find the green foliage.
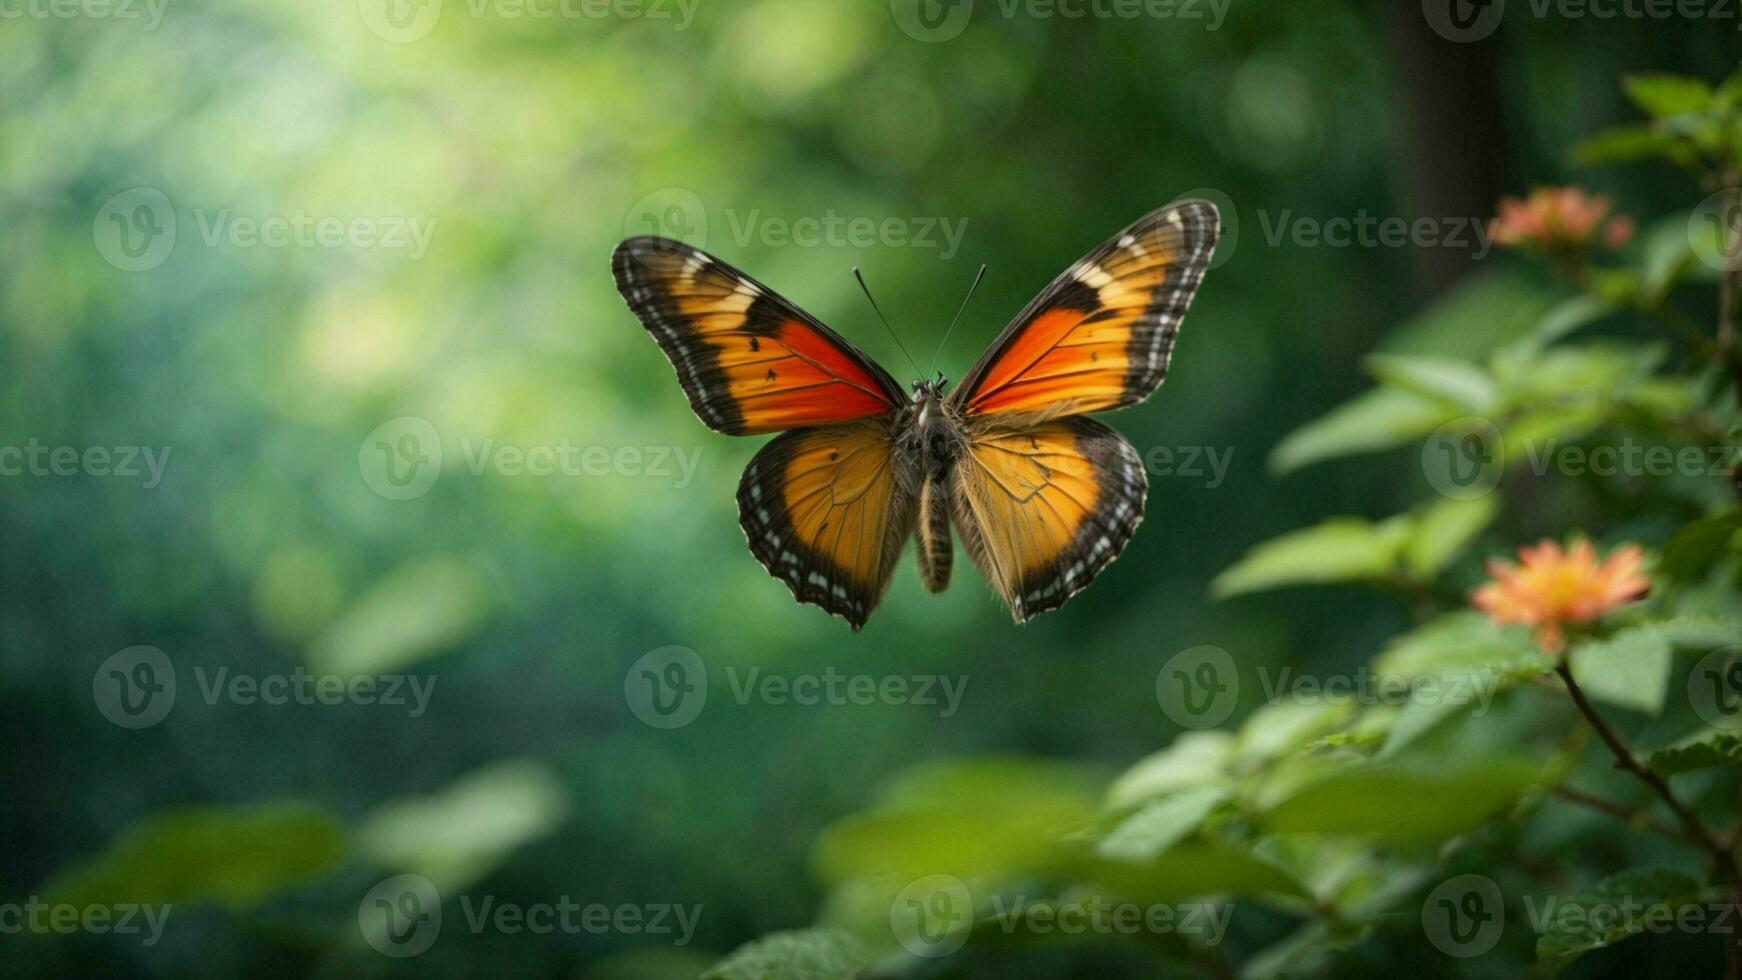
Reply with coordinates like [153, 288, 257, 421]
[1534, 869, 1709, 964]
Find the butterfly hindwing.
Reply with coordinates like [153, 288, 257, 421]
[951, 201, 1219, 419]
[948, 415, 1147, 623]
[737, 417, 920, 630]
[613, 237, 906, 435]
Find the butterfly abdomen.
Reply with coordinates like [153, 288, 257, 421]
[916, 474, 953, 593]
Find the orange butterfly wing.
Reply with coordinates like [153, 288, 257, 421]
[612, 237, 905, 435]
[944, 202, 1219, 622]
[738, 418, 918, 630]
[952, 201, 1219, 419]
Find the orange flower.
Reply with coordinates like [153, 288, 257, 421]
[1471, 540, 1649, 653]
[1490, 187, 1633, 252]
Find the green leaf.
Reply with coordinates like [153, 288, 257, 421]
[813, 759, 1101, 887]
[1373, 611, 1546, 679]
[1640, 212, 1705, 300]
[1095, 786, 1229, 862]
[1571, 124, 1697, 167]
[1377, 667, 1517, 759]
[1514, 294, 1614, 353]
[1621, 73, 1714, 118]
[1240, 921, 1370, 980]
[1269, 387, 1453, 475]
[1259, 760, 1542, 842]
[1211, 517, 1412, 598]
[1377, 272, 1558, 359]
[1648, 728, 1742, 776]
[1660, 511, 1742, 582]
[1106, 732, 1235, 810]
[1403, 496, 1499, 581]
[307, 555, 493, 676]
[1076, 843, 1309, 905]
[703, 929, 870, 980]
[43, 802, 347, 910]
[1535, 869, 1706, 963]
[358, 758, 568, 892]
[1365, 354, 1498, 412]
[1233, 701, 1356, 770]
[1569, 626, 1673, 715]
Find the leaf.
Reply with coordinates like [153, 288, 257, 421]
[1569, 626, 1673, 715]
[1648, 728, 1742, 776]
[1621, 73, 1714, 118]
[1373, 612, 1546, 679]
[1640, 212, 1705, 300]
[1269, 387, 1453, 475]
[1535, 868, 1706, 963]
[1377, 667, 1518, 759]
[1232, 701, 1355, 770]
[1095, 786, 1229, 862]
[703, 929, 869, 980]
[1259, 760, 1542, 842]
[1076, 842, 1309, 905]
[1106, 732, 1234, 810]
[1377, 272, 1558, 359]
[1365, 354, 1498, 412]
[43, 802, 347, 910]
[812, 759, 1101, 887]
[358, 758, 568, 892]
[1210, 517, 1412, 598]
[1571, 125, 1697, 168]
[306, 555, 493, 676]
[1240, 921, 1369, 980]
[1403, 496, 1499, 581]
[1660, 511, 1742, 582]
[1515, 294, 1613, 353]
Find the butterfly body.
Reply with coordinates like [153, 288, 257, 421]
[613, 201, 1219, 629]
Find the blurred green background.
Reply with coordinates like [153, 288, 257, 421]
[1, 0, 1736, 976]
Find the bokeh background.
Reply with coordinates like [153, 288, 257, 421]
[2, 0, 1736, 976]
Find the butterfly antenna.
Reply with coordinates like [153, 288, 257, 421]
[928, 263, 987, 377]
[852, 266, 922, 377]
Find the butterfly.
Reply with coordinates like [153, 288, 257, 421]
[612, 201, 1219, 629]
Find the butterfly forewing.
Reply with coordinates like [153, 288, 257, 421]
[612, 237, 906, 435]
[951, 201, 1219, 419]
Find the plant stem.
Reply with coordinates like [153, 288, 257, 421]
[1551, 784, 1692, 842]
[1554, 662, 1742, 978]
[1555, 663, 1738, 880]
